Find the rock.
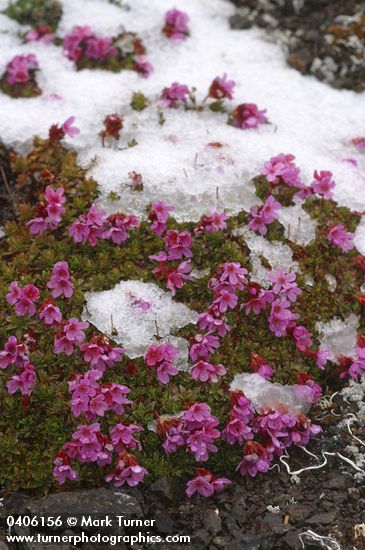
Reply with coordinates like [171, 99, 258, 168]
[204, 508, 222, 535]
[154, 510, 175, 534]
[194, 528, 211, 545]
[283, 530, 302, 549]
[0, 542, 10, 550]
[148, 477, 183, 504]
[307, 511, 337, 525]
[328, 475, 347, 489]
[229, 14, 252, 29]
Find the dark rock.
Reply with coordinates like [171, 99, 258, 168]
[328, 475, 347, 489]
[154, 510, 175, 534]
[283, 530, 302, 549]
[229, 14, 252, 29]
[204, 508, 222, 535]
[194, 528, 211, 544]
[307, 511, 337, 525]
[148, 477, 183, 504]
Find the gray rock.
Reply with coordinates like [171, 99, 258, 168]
[149, 477, 183, 504]
[154, 510, 175, 534]
[194, 528, 211, 545]
[204, 508, 221, 536]
[307, 511, 337, 525]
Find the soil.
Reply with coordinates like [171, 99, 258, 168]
[1, 391, 364, 550]
[229, 0, 365, 92]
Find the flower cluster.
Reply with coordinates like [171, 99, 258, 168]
[69, 369, 132, 419]
[144, 343, 179, 384]
[27, 186, 66, 235]
[208, 73, 235, 101]
[248, 195, 281, 236]
[327, 224, 354, 252]
[0, 336, 35, 396]
[159, 403, 220, 461]
[186, 469, 231, 497]
[63, 26, 117, 62]
[6, 282, 40, 317]
[53, 424, 145, 487]
[160, 82, 189, 108]
[54, 317, 89, 356]
[260, 153, 302, 189]
[229, 103, 268, 129]
[25, 25, 54, 44]
[162, 9, 190, 43]
[194, 210, 228, 236]
[69, 205, 140, 247]
[148, 200, 175, 236]
[311, 170, 336, 199]
[4, 53, 39, 85]
[47, 261, 74, 299]
[80, 335, 125, 372]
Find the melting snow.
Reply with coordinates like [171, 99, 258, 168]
[82, 280, 197, 363]
[230, 372, 311, 414]
[316, 314, 359, 362]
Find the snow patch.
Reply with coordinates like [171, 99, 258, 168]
[316, 314, 359, 362]
[83, 280, 198, 362]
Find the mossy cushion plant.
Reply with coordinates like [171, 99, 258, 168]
[0, 128, 363, 496]
[5, 0, 62, 31]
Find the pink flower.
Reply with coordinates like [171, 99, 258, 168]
[26, 217, 49, 235]
[64, 318, 88, 343]
[208, 73, 235, 101]
[134, 56, 153, 78]
[149, 200, 175, 235]
[47, 261, 74, 299]
[163, 9, 190, 43]
[260, 153, 302, 188]
[311, 170, 335, 199]
[189, 333, 220, 361]
[229, 103, 268, 130]
[7, 363, 36, 396]
[183, 402, 211, 424]
[110, 423, 143, 452]
[327, 224, 354, 252]
[25, 25, 54, 44]
[293, 325, 313, 351]
[268, 269, 296, 294]
[6, 53, 39, 85]
[6, 282, 21, 305]
[156, 361, 179, 384]
[105, 451, 148, 487]
[220, 262, 247, 287]
[248, 196, 281, 235]
[186, 469, 231, 498]
[160, 82, 189, 108]
[62, 116, 80, 138]
[164, 230, 193, 259]
[39, 301, 62, 325]
[166, 261, 192, 295]
[237, 441, 272, 477]
[213, 289, 238, 313]
[191, 360, 226, 383]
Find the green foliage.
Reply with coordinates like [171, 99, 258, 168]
[0, 74, 41, 99]
[131, 91, 150, 111]
[0, 140, 363, 494]
[5, 0, 63, 30]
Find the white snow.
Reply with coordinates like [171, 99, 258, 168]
[316, 314, 359, 362]
[278, 203, 317, 246]
[82, 280, 197, 362]
[233, 224, 299, 286]
[0, 0, 364, 224]
[230, 372, 311, 414]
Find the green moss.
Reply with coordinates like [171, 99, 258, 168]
[131, 91, 150, 111]
[5, 0, 62, 30]
[0, 142, 363, 493]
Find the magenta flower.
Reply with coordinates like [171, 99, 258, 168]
[327, 224, 354, 252]
[26, 217, 49, 235]
[64, 318, 88, 343]
[149, 200, 175, 235]
[5, 53, 39, 85]
[163, 9, 190, 43]
[191, 360, 226, 383]
[156, 361, 179, 384]
[293, 325, 313, 351]
[25, 25, 54, 44]
[62, 116, 80, 138]
[7, 363, 36, 396]
[248, 195, 280, 235]
[166, 261, 192, 295]
[39, 301, 62, 325]
[237, 441, 272, 477]
[160, 82, 189, 108]
[208, 73, 235, 101]
[182, 402, 211, 424]
[260, 153, 302, 188]
[134, 56, 153, 78]
[47, 261, 74, 299]
[110, 423, 143, 452]
[105, 451, 148, 487]
[229, 103, 268, 130]
[186, 469, 231, 498]
[189, 333, 220, 361]
[311, 170, 335, 199]
[213, 289, 238, 313]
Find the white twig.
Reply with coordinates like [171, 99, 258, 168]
[299, 529, 341, 550]
[346, 414, 365, 447]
